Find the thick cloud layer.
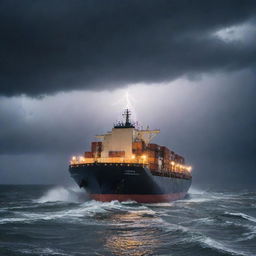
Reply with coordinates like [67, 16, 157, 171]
[1, 0, 256, 96]
[1, 71, 255, 187]
[1, 1, 256, 188]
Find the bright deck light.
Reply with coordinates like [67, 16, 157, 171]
[187, 166, 192, 172]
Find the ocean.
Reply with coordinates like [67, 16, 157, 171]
[0, 185, 255, 256]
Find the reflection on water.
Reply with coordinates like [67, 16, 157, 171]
[104, 211, 161, 256]
[2, 186, 256, 256]
[106, 232, 154, 256]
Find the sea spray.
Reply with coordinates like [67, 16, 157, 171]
[36, 186, 87, 203]
[1, 185, 255, 256]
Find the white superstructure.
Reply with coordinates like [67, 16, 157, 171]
[95, 109, 159, 159]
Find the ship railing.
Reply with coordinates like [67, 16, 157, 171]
[70, 157, 148, 165]
[70, 157, 192, 174]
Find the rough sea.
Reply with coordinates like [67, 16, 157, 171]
[0, 185, 255, 256]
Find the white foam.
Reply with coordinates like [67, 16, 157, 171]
[36, 186, 86, 203]
[23, 201, 109, 221]
[225, 212, 256, 223]
[0, 199, 153, 225]
[19, 247, 69, 256]
[181, 197, 213, 203]
[144, 202, 173, 207]
[0, 217, 28, 224]
[188, 187, 206, 195]
[199, 237, 251, 256]
[200, 237, 249, 256]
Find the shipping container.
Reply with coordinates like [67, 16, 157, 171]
[160, 146, 171, 162]
[149, 163, 159, 171]
[148, 157, 158, 164]
[84, 152, 93, 158]
[132, 141, 145, 155]
[170, 151, 175, 160]
[91, 142, 102, 153]
[148, 143, 159, 151]
[174, 154, 185, 164]
[132, 141, 145, 150]
[147, 150, 158, 158]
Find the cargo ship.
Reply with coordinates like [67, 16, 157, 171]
[69, 109, 192, 203]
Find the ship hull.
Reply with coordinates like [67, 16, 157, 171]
[69, 163, 191, 203]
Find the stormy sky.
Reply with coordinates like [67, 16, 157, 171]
[0, 0, 256, 188]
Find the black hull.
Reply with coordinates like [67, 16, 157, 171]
[69, 163, 192, 203]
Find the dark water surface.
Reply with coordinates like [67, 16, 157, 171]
[0, 185, 255, 256]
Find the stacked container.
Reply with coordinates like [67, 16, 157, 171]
[84, 152, 93, 158]
[174, 154, 185, 164]
[91, 142, 102, 158]
[132, 141, 145, 156]
[160, 146, 170, 171]
[169, 151, 175, 171]
[147, 144, 159, 171]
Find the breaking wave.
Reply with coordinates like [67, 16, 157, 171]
[1, 185, 255, 256]
[224, 211, 256, 223]
[36, 186, 86, 203]
[198, 236, 249, 256]
[188, 187, 206, 195]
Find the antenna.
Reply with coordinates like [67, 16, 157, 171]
[123, 109, 131, 126]
[114, 109, 135, 128]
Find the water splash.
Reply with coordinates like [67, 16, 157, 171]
[188, 187, 207, 195]
[36, 186, 86, 203]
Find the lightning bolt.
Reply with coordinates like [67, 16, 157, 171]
[112, 89, 138, 122]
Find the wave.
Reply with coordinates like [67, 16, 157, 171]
[180, 197, 213, 203]
[182, 187, 225, 203]
[199, 236, 249, 256]
[0, 217, 28, 224]
[36, 186, 87, 203]
[0, 198, 153, 225]
[224, 212, 256, 223]
[188, 187, 207, 195]
[19, 247, 69, 256]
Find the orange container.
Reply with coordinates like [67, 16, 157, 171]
[133, 141, 145, 150]
[148, 143, 158, 151]
[132, 141, 145, 156]
[149, 163, 159, 171]
[84, 152, 93, 158]
[91, 142, 102, 153]
[148, 157, 158, 164]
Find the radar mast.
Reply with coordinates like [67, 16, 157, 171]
[114, 109, 135, 128]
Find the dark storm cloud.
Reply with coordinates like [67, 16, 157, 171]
[0, 71, 255, 186]
[1, 0, 256, 96]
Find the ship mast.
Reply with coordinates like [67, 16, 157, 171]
[113, 109, 135, 128]
[123, 109, 131, 127]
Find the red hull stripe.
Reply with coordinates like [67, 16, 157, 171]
[90, 192, 187, 203]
